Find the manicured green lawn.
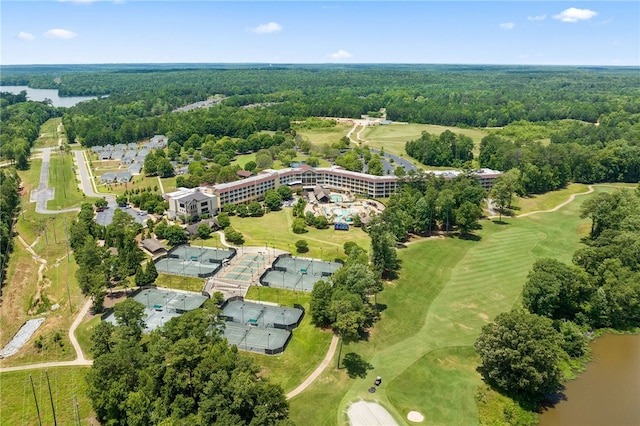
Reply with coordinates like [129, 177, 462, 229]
[513, 183, 590, 215]
[229, 209, 370, 261]
[289, 182, 595, 425]
[244, 286, 333, 393]
[360, 123, 489, 158]
[0, 367, 95, 426]
[154, 273, 205, 292]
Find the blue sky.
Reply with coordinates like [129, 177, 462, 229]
[1, 1, 638, 66]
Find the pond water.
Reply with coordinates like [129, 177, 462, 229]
[0, 85, 98, 107]
[539, 333, 640, 426]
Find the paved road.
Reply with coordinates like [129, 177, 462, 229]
[369, 148, 418, 175]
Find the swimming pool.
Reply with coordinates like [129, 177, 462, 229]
[331, 195, 343, 203]
[333, 208, 358, 223]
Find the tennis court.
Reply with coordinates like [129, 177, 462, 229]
[261, 269, 325, 292]
[104, 288, 208, 331]
[220, 322, 291, 354]
[273, 256, 342, 276]
[155, 258, 221, 278]
[168, 245, 234, 263]
[217, 253, 269, 282]
[221, 300, 304, 330]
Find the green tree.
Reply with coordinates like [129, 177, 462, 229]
[523, 258, 592, 321]
[490, 178, 511, 221]
[263, 190, 282, 211]
[314, 215, 329, 229]
[367, 155, 384, 176]
[455, 201, 482, 236]
[248, 200, 264, 216]
[292, 218, 307, 234]
[277, 185, 293, 200]
[244, 160, 257, 172]
[310, 280, 334, 327]
[334, 310, 366, 368]
[295, 239, 309, 253]
[217, 212, 231, 228]
[144, 261, 158, 285]
[474, 309, 563, 403]
[95, 198, 108, 209]
[197, 223, 211, 239]
[368, 222, 398, 277]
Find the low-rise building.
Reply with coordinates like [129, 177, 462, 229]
[210, 165, 501, 207]
[165, 187, 219, 220]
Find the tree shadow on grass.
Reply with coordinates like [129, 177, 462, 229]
[492, 219, 511, 225]
[343, 352, 374, 379]
[459, 233, 482, 241]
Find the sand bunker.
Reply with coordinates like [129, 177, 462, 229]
[407, 411, 425, 423]
[348, 401, 399, 426]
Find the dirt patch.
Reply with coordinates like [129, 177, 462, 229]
[478, 312, 489, 321]
[0, 257, 34, 346]
[347, 401, 398, 426]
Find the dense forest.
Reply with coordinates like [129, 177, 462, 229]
[2, 65, 638, 194]
[0, 90, 61, 168]
[0, 169, 21, 287]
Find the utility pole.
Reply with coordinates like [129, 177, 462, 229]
[46, 371, 58, 426]
[30, 375, 43, 426]
[73, 394, 81, 426]
[63, 212, 72, 312]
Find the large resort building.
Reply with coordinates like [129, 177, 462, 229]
[209, 164, 501, 207]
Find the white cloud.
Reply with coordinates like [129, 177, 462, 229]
[44, 28, 78, 39]
[329, 49, 352, 60]
[251, 22, 282, 34]
[499, 22, 515, 30]
[553, 8, 597, 23]
[527, 15, 547, 22]
[18, 32, 35, 40]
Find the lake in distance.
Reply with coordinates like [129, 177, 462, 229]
[0, 85, 97, 107]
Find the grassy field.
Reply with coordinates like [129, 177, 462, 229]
[34, 117, 64, 148]
[293, 122, 354, 147]
[154, 273, 205, 292]
[160, 176, 177, 193]
[0, 367, 95, 426]
[513, 183, 590, 215]
[95, 174, 160, 196]
[229, 209, 370, 261]
[48, 152, 97, 209]
[288, 183, 599, 425]
[244, 286, 333, 393]
[359, 123, 489, 158]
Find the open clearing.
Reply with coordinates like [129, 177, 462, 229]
[359, 123, 489, 158]
[229, 208, 371, 261]
[288, 185, 601, 425]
